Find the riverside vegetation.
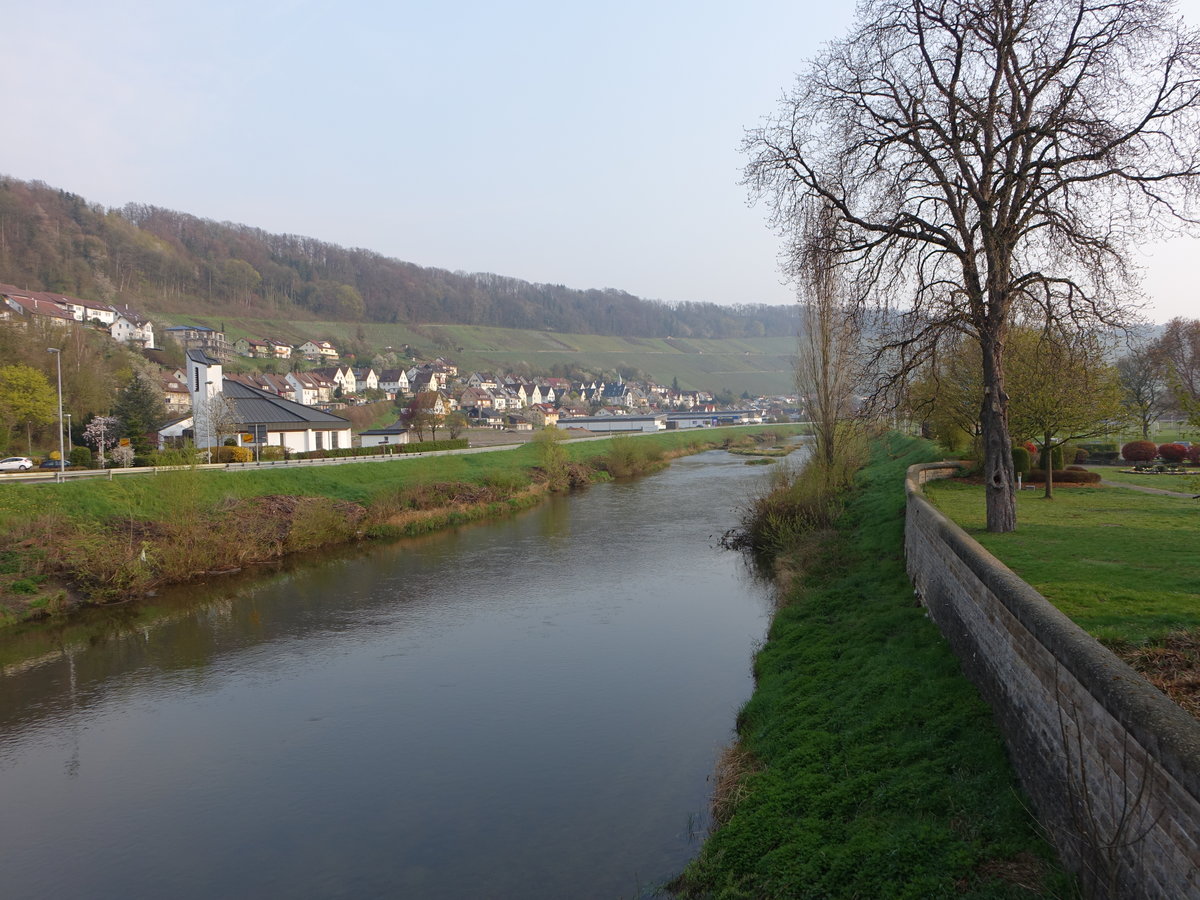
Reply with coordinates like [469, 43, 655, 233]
[675, 432, 1071, 898]
[0, 426, 801, 627]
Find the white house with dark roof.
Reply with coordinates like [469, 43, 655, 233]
[182, 349, 352, 453]
[358, 420, 411, 448]
[110, 311, 154, 349]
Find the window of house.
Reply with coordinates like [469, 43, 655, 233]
[331, 431, 339, 450]
[316, 431, 324, 451]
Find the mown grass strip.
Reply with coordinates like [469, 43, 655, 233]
[924, 480, 1200, 645]
[677, 434, 1070, 899]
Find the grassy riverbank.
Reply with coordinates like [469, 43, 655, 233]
[675, 434, 1071, 899]
[0, 426, 804, 626]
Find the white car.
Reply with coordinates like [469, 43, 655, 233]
[0, 456, 34, 471]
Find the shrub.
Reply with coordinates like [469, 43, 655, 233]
[1036, 445, 1065, 470]
[1159, 442, 1188, 462]
[215, 446, 253, 463]
[1023, 441, 1037, 456]
[1188, 446, 1200, 466]
[1011, 446, 1031, 475]
[69, 446, 92, 469]
[260, 446, 285, 461]
[1121, 440, 1158, 462]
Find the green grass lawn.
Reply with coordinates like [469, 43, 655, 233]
[924, 480, 1200, 644]
[679, 436, 1070, 898]
[1085, 466, 1200, 495]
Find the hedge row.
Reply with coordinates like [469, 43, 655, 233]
[1025, 468, 1102, 484]
[289, 439, 468, 460]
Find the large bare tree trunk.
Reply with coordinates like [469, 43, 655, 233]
[980, 334, 1016, 532]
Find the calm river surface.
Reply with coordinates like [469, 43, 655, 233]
[0, 447, 792, 899]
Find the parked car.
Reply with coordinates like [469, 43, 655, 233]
[0, 456, 34, 471]
[39, 458, 70, 470]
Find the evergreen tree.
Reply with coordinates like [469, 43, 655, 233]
[112, 373, 167, 455]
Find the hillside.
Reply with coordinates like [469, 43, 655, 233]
[0, 176, 798, 341]
[200, 317, 799, 397]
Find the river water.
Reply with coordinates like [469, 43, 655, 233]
[0, 447, 789, 899]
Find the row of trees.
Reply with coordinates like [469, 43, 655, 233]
[757, 0, 1200, 532]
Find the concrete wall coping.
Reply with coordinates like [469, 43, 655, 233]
[906, 461, 1200, 804]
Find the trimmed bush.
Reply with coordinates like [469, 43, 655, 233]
[1011, 446, 1031, 476]
[290, 439, 468, 461]
[215, 446, 254, 463]
[69, 446, 92, 469]
[1188, 446, 1200, 466]
[1159, 442, 1189, 463]
[1121, 440, 1158, 462]
[1036, 445, 1065, 470]
[260, 446, 285, 461]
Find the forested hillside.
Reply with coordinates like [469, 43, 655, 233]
[0, 177, 797, 339]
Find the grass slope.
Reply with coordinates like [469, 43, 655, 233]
[182, 316, 800, 397]
[925, 480, 1200, 645]
[679, 435, 1069, 899]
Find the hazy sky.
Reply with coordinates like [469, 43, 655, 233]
[4, 0, 1199, 322]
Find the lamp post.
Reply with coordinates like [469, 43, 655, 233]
[47, 348, 64, 481]
[204, 380, 214, 461]
[65, 413, 72, 452]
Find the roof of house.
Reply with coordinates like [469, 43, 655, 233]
[221, 379, 350, 429]
[359, 420, 409, 436]
[2, 291, 74, 320]
[187, 347, 222, 366]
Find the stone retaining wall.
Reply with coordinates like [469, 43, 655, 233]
[906, 462, 1200, 899]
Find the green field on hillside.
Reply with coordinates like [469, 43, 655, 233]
[183, 317, 800, 397]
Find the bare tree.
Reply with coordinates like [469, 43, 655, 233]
[1116, 342, 1171, 438]
[794, 202, 861, 480]
[1152, 317, 1200, 415]
[745, 0, 1200, 532]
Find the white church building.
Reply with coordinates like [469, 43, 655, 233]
[171, 349, 354, 453]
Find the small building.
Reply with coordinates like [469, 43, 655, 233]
[358, 420, 411, 448]
[554, 414, 665, 434]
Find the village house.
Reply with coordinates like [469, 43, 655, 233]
[351, 367, 379, 393]
[459, 386, 493, 409]
[286, 371, 336, 405]
[313, 366, 357, 397]
[0, 288, 76, 327]
[266, 338, 292, 360]
[529, 404, 559, 427]
[110, 311, 154, 349]
[466, 372, 498, 389]
[176, 349, 352, 453]
[161, 372, 191, 414]
[377, 368, 410, 397]
[164, 324, 232, 361]
[298, 339, 339, 361]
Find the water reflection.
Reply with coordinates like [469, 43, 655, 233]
[0, 447, 798, 900]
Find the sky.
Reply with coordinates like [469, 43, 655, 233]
[3, 0, 1200, 323]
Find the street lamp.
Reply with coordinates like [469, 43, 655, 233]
[65, 413, 72, 451]
[47, 348, 64, 481]
[204, 380, 214, 460]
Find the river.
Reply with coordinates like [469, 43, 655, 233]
[0, 447, 791, 899]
